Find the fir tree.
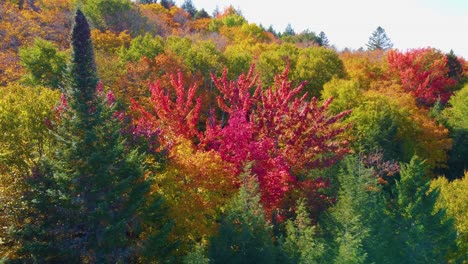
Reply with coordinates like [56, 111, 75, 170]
[283, 23, 295, 36]
[13, 10, 173, 263]
[160, 0, 175, 9]
[194, 8, 210, 19]
[446, 50, 464, 82]
[366, 26, 393, 51]
[318, 31, 330, 47]
[281, 199, 325, 264]
[388, 157, 457, 263]
[208, 163, 276, 264]
[181, 0, 197, 18]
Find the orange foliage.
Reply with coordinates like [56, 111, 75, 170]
[151, 137, 237, 248]
[340, 50, 388, 88]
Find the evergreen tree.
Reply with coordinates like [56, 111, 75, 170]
[194, 8, 210, 19]
[13, 10, 173, 263]
[318, 31, 330, 47]
[208, 164, 276, 264]
[137, 0, 158, 4]
[388, 157, 457, 263]
[446, 50, 464, 82]
[181, 0, 197, 18]
[283, 23, 295, 36]
[160, 0, 175, 9]
[366, 26, 393, 51]
[281, 199, 325, 264]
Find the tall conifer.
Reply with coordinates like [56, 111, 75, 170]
[13, 10, 173, 263]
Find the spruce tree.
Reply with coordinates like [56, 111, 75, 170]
[181, 0, 197, 18]
[208, 164, 276, 263]
[388, 157, 457, 263]
[318, 31, 330, 47]
[281, 199, 325, 264]
[366, 26, 393, 51]
[13, 10, 173, 263]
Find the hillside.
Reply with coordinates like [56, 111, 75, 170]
[0, 0, 467, 262]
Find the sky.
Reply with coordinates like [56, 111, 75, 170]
[174, 0, 468, 58]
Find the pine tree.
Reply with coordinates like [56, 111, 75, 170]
[283, 23, 295, 36]
[446, 50, 464, 82]
[194, 8, 210, 19]
[160, 0, 175, 9]
[208, 163, 276, 263]
[13, 10, 173, 263]
[318, 31, 330, 47]
[366, 26, 393, 51]
[388, 157, 457, 263]
[181, 0, 197, 18]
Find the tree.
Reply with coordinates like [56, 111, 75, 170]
[318, 31, 329, 47]
[194, 8, 210, 19]
[431, 173, 468, 263]
[442, 83, 468, 179]
[0, 84, 59, 259]
[326, 157, 384, 264]
[293, 46, 346, 97]
[137, 0, 158, 4]
[446, 50, 464, 83]
[208, 164, 276, 263]
[281, 199, 325, 263]
[366, 26, 393, 51]
[160, 0, 175, 9]
[19, 38, 67, 89]
[387, 157, 457, 263]
[387, 48, 456, 106]
[283, 23, 295, 36]
[181, 0, 197, 17]
[14, 10, 174, 262]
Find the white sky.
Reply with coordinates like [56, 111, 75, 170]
[174, 0, 468, 58]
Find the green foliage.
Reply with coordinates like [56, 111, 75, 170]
[223, 44, 254, 78]
[318, 31, 330, 47]
[208, 164, 276, 263]
[281, 199, 325, 264]
[348, 94, 402, 160]
[321, 78, 362, 114]
[325, 157, 380, 264]
[19, 38, 67, 89]
[183, 243, 209, 264]
[120, 33, 165, 62]
[256, 43, 299, 86]
[388, 157, 457, 263]
[0, 84, 59, 259]
[181, 0, 197, 17]
[82, 0, 148, 34]
[283, 23, 295, 36]
[431, 174, 468, 263]
[12, 10, 174, 262]
[293, 46, 346, 97]
[366, 26, 393, 51]
[442, 84, 468, 179]
[444, 83, 468, 130]
[166, 36, 222, 77]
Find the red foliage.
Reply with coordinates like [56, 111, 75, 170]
[132, 65, 351, 218]
[131, 70, 201, 145]
[387, 48, 456, 106]
[203, 65, 351, 214]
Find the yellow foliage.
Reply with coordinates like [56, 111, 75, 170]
[0, 84, 59, 258]
[431, 173, 468, 261]
[151, 137, 237, 251]
[91, 29, 131, 53]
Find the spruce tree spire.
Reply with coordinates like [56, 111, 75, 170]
[70, 9, 98, 107]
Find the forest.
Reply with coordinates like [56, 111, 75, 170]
[0, 0, 467, 263]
